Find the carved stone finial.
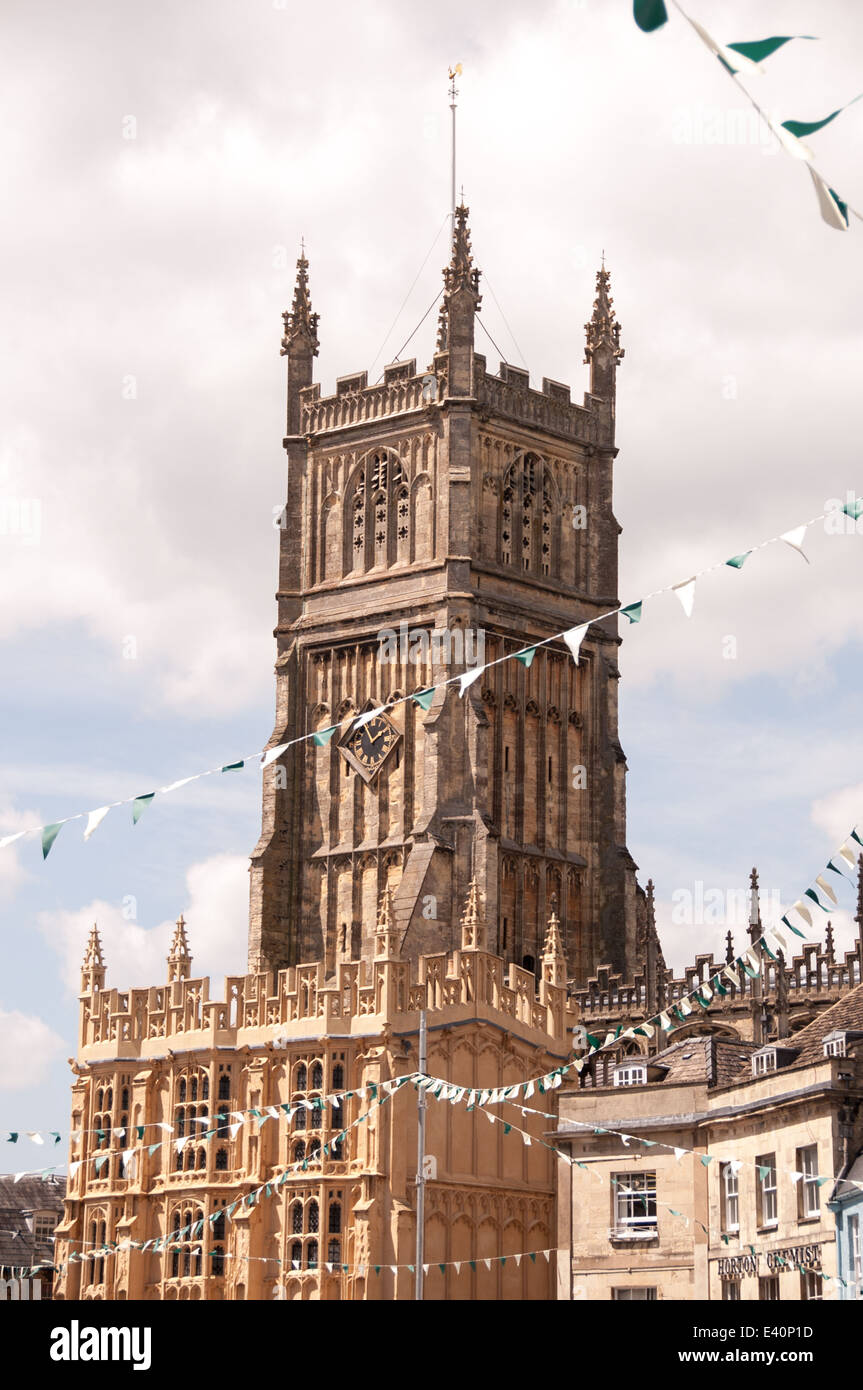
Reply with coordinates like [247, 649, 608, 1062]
[541, 911, 566, 987]
[374, 887, 400, 959]
[748, 866, 761, 941]
[280, 252, 320, 358]
[167, 913, 192, 982]
[584, 264, 623, 368]
[83, 922, 105, 970]
[825, 919, 835, 964]
[725, 929, 735, 966]
[460, 876, 487, 951]
[436, 204, 482, 353]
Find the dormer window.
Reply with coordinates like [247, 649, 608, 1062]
[752, 1049, 777, 1076]
[614, 1064, 647, 1087]
[824, 1031, 847, 1058]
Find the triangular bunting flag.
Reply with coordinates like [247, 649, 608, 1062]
[0, 830, 26, 850]
[353, 706, 386, 731]
[261, 742, 290, 767]
[221, 760, 244, 772]
[780, 524, 810, 560]
[411, 689, 435, 712]
[805, 166, 850, 230]
[515, 646, 538, 669]
[633, 0, 667, 32]
[42, 823, 63, 859]
[725, 551, 751, 569]
[814, 874, 838, 904]
[131, 794, 155, 825]
[458, 667, 485, 697]
[562, 624, 589, 665]
[672, 578, 696, 618]
[620, 601, 642, 624]
[83, 807, 110, 841]
[312, 727, 336, 747]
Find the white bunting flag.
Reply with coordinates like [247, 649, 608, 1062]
[27, 1132, 44, 1145]
[765, 113, 815, 162]
[682, 11, 766, 77]
[13, 1172, 25, 1183]
[815, 875, 838, 905]
[789, 1171, 804, 1185]
[806, 166, 850, 230]
[840, 846, 857, 869]
[673, 1148, 687, 1162]
[524, 1081, 535, 1100]
[729, 1160, 743, 1175]
[792, 901, 813, 928]
[744, 949, 762, 977]
[159, 776, 198, 794]
[0, 830, 26, 850]
[640, 1023, 655, 1040]
[113, 1127, 126, 1140]
[780, 524, 810, 561]
[522, 1132, 532, 1147]
[458, 667, 485, 698]
[483, 1259, 492, 1272]
[122, 1148, 136, 1178]
[262, 742, 290, 768]
[678, 999, 693, 1018]
[83, 807, 110, 841]
[69, 1160, 82, 1179]
[724, 966, 740, 988]
[514, 1253, 522, 1267]
[672, 577, 697, 618]
[454, 1262, 461, 1275]
[353, 705, 386, 731]
[562, 624, 590, 665]
[266, 1106, 281, 1120]
[658, 1013, 672, 1032]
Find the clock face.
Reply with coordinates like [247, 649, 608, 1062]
[340, 713, 400, 782]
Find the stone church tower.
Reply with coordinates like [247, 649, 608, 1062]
[249, 208, 640, 984]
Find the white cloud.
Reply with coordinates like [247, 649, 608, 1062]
[38, 853, 249, 997]
[0, 1009, 67, 1092]
[811, 782, 863, 848]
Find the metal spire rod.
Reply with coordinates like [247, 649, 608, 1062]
[448, 64, 462, 231]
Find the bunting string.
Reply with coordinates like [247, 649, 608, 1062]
[2, 493, 859, 861]
[635, 0, 863, 229]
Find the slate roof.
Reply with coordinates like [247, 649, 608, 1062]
[646, 1036, 760, 1086]
[0, 1174, 66, 1271]
[773, 979, 863, 1067]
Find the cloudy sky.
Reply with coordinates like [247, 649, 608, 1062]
[2, 0, 863, 1166]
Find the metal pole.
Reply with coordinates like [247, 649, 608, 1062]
[415, 1009, 427, 1300]
[448, 64, 461, 230]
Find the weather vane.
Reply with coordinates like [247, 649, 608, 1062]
[448, 64, 463, 227]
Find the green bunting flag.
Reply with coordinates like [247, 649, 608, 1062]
[515, 646, 538, 669]
[132, 794, 155, 825]
[411, 689, 435, 712]
[726, 35, 817, 67]
[725, 551, 751, 569]
[620, 602, 643, 624]
[842, 498, 863, 520]
[634, 0, 667, 32]
[41, 823, 63, 859]
[312, 727, 336, 747]
[782, 94, 863, 140]
[221, 761, 244, 772]
[7, 1133, 18, 1143]
[804, 887, 829, 911]
[780, 913, 807, 939]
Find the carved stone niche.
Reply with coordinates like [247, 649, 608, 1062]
[568, 711, 583, 729]
[482, 474, 499, 495]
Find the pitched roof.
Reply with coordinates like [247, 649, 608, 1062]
[0, 1175, 66, 1271]
[775, 979, 863, 1066]
[647, 1036, 759, 1086]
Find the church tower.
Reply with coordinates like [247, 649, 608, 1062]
[248, 209, 640, 983]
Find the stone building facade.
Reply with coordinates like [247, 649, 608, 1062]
[249, 206, 648, 985]
[53, 893, 573, 1301]
[554, 978, 863, 1300]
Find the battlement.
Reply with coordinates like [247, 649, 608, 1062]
[297, 352, 603, 446]
[78, 932, 575, 1061]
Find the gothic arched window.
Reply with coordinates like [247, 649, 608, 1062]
[346, 450, 406, 573]
[310, 1061, 323, 1090]
[500, 454, 558, 578]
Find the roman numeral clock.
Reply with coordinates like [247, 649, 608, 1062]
[338, 710, 401, 783]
